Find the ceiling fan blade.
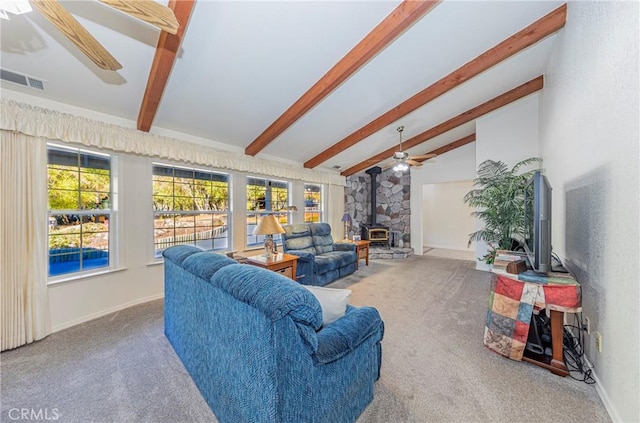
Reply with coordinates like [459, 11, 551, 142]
[409, 153, 438, 160]
[99, 0, 179, 34]
[30, 0, 122, 70]
[406, 159, 423, 167]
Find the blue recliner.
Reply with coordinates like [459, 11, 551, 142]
[163, 245, 384, 423]
[281, 223, 357, 286]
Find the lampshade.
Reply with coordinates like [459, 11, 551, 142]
[341, 213, 352, 222]
[253, 214, 285, 235]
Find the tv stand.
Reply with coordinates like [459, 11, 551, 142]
[484, 251, 582, 377]
[522, 309, 568, 376]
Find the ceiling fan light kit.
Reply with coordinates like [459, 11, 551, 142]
[383, 125, 437, 172]
[392, 161, 409, 173]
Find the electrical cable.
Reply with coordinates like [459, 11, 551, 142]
[563, 313, 595, 384]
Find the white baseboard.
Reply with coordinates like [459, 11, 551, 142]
[582, 356, 621, 422]
[51, 293, 165, 333]
[563, 328, 619, 422]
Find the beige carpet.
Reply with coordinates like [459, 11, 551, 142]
[1, 255, 610, 422]
[423, 247, 476, 261]
[333, 256, 609, 422]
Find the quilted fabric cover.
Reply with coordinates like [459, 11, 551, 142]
[162, 245, 384, 423]
[484, 271, 581, 360]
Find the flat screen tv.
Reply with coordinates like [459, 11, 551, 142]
[523, 170, 552, 274]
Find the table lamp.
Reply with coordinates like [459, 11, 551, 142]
[253, 214, 285, 257]
[341, 213, 352, 241]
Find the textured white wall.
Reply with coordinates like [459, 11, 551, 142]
[539, 2, 639, 421]
[422, 180, 475, 251]
[48, 154, 163, 331]
[410, 142, 476, 254]
[474, 94, 541, 270]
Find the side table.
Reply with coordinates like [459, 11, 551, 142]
[353, 240, 371, 269]
[245, 253, 299, 281]
[484, 251, 581, 377]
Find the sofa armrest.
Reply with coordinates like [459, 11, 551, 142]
[286, 250, 315, 262]
[313, 305, 384, 365]
[333, 242, 355, 252]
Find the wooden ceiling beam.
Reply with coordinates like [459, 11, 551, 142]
[137, 0, 196, 132]
[340, 76, 543, 176]
[415, 133, 476, 163]
[244, 0, 440, 157]
[306, 3, 566, 169]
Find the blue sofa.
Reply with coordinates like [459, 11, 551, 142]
[163, 245, 384, 423]
[281, 223, 357, 286]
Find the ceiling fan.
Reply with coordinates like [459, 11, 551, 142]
[0, 0, 179, 71]
[382, 126, 437, 172]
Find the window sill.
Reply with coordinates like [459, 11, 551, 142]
[47, 266, 128, 286]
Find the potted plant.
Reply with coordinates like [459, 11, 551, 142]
[464, 157, 542, 265]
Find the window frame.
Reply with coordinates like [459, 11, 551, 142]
[303, 183, 324, 223]
[47, 143, 117, 281]
[246, 177, 290, 249]
[152, 163, 231, 258]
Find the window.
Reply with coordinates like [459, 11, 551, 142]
[47, 144, 113, 277]
[246, 177, 289, 247]
[304, 184, 323, 222]
[152, 164, 230, 257]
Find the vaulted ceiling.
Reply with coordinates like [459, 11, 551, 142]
[0, 0, 566, 176]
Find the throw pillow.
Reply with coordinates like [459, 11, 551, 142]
[303, 285, 351, 326]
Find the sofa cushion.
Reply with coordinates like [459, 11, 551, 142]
[182, 252, 236, 282]
[211, 264, 323, 329]
[162, 244, 202, 266]
[314, 254, 340, 274]
[303, 285, 352, 326]
[283, 224, 316, 254]
[309, 223, 335, 255]
[320, 251, 356, 269]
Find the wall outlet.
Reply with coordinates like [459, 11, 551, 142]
[595, 331, 603, 352]
[584, 316, 591, 334]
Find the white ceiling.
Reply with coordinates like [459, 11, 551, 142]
[0, 0, 564, 175]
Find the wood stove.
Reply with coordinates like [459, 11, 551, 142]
[361, 224, 389, 247]
[361, 166, 390, 248]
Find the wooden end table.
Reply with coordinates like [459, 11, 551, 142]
[353, 240, 371, 269]
[245, 253, 298, 281]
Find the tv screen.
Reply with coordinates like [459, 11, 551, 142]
[523, 171, 552, 274]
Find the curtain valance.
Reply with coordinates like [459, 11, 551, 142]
[1, 99, 345, 186]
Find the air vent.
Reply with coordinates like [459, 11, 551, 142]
[1, 68, 45, 90]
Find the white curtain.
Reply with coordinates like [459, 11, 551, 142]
[327, 183, 347, 238]
[1, 131, 51, 351]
